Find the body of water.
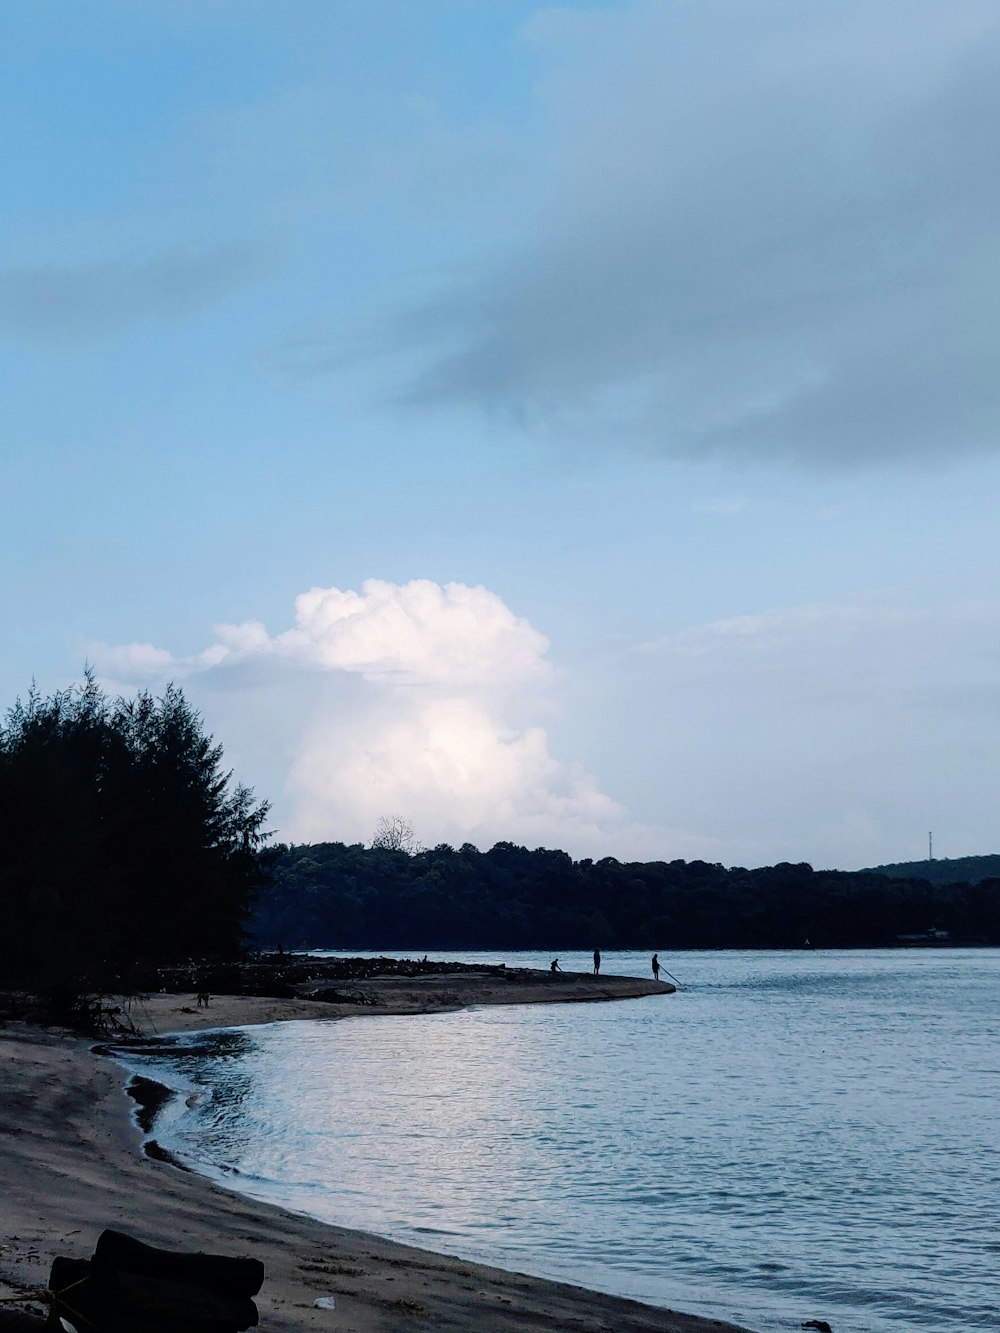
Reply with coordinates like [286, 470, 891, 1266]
[121, 949, 1000, 1332]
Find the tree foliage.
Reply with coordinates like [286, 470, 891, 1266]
[250, 840, 1000, 951]
[0, 673, 270, 983]
[865, 853, 1000, 886]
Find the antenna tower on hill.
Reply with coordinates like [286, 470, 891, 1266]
[928, 831, 934, 862]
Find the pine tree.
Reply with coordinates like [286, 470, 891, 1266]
[0, 672, 270, 983]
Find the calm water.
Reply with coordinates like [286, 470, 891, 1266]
[121, 950, 1000, 1332]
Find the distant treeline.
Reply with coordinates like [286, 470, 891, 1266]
[864, 854, 1000, 886]
[5, 672, 997, 978]
[250, 842, 1000, 950]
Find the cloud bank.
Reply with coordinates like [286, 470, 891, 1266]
[378, 0, 1000, 468]
[631, 593, 1000, 867]
[94, 578, 629, 853]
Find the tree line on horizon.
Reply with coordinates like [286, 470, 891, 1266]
[864, 852, 1000, 887]
[3, 674, 997, 984]
[250, 839, 1000, 951]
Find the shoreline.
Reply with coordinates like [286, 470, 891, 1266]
[1, 973, 755, 1333]
[127, 966, 677, 1035]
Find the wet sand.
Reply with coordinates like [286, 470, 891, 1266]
[0, 972, 754, 1332]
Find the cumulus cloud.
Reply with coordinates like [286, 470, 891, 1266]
[0, 240, 274, 343]
[92, 578, 632, 853]
[270, 580, 552, 687]
[93, 580, 1000, 868]
[287, 697, 622, 852]
[374, 0, 1000, 468]
[99, 579, 552, 688]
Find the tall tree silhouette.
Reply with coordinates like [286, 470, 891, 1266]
[0, 672, 270, 982]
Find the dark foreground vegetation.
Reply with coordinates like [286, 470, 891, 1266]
[251, 841, 1000, 950]
[0, 674, 269, 987]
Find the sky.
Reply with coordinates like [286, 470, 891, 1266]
[4, 0, 1000, 870]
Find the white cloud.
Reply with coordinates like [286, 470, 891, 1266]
[270, 579, 552, 687]
[100, 579, 552, 689]
[92, 578, 631, 854]
[93, 581, 1000, 869]
[287, 697, 623, 849]
[645, 595, 1000, 710]
[627, 594, 1000, 867]
[89, 641, 177, 679]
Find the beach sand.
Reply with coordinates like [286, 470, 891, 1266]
[0, 973, 755, 1333]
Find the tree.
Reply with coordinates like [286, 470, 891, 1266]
[370, 814, 421, 854]
[0, 672, 270, 982]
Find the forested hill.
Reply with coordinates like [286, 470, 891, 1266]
[863, 854, 1000, 886]
[250, 842, 1000, 951]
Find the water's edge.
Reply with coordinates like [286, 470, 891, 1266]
[108, 950, 1000, 1333]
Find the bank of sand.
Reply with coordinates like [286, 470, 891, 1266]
[0, 971, 755, 1333]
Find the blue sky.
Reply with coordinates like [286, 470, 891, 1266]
[4, 0, 1000, 869]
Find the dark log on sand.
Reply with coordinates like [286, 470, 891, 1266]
[48, 1230, 263, 1333]
[93, 1230, 263, 1297]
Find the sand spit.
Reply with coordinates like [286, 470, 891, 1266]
[133, 967, 675, 1034]
[0, 971, 754, 1333]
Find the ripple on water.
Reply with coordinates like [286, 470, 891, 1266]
[121, 948, 1000, 1333]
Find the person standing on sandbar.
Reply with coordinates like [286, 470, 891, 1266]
[651, 953, 661, 982]
[593, 948, 601, 975]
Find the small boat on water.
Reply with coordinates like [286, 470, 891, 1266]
[895, 928, 951, 946]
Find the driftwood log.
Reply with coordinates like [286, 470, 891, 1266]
[0, 1314, 47, 1331]
[47, 1230, 264, 1333]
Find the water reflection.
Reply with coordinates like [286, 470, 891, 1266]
[122, 950, 1000, 1333]
[118, 1029, 263, 1173]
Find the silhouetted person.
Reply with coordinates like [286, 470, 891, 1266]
[196, 991, 210, 1008]
[550, 958, 561, 973]
[651, 954, 660, 982]
[593, 948, 601, 976]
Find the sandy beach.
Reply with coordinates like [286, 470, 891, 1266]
[0, 972, 755, 1333]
